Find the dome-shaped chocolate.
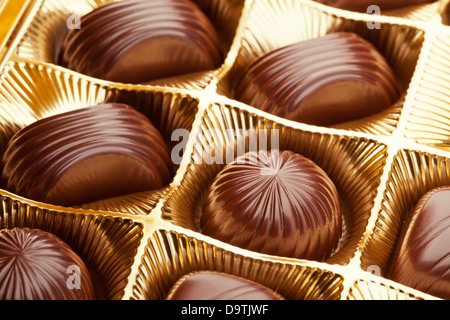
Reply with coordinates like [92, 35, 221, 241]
[166, 271, 285, 300]
[201, 150, 342, 261]
[59, 0, 222, 84]
[0, 228, 95, 300]
[234, 32, 399, 126]
[390, 187, 450, 300]
[0, 103, 173, 207]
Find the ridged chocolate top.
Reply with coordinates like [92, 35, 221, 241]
[201, 150, 342, 261]
[314, 0, 436, 12]
[0, 228, 95, 300]
[166, 271, 285, 300]
[0, 103, 173, 207]
[59, 0, 222, 84]
[390, 187, 450, 300]
[234, 32, 400, 126]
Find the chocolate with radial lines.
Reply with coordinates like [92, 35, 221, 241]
[0, 228, 95, 300]
[201, 149, 342, 261]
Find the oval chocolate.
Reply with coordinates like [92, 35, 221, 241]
[59, 0, 222, 84]
[0, 103, 173, 207]
[390, 186, 450, 300]
[234, 32, 400, 126]
[166, 271, 285, 300]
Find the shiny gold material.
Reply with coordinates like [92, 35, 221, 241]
[0, 0, 449, 300]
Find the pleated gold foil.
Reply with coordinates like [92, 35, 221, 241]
[0, 0, 449, 300]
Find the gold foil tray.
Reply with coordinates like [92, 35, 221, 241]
[0, 0, 450, 300]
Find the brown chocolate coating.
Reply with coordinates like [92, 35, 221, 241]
[235, 32, 399, 125]
[166, 271, 285, 300]
[0, 228, 95, 300]
[0, 103, 173, 207]
[314, 0, 436, 12]
[59, 0, 222, 84]
[201, 150, 342, 261]
[234, 32, 400, 127]
[390, 187, 450, 300]
[442, 1, 450, 25]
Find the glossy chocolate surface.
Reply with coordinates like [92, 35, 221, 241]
[59, 0, 222, 84]
[201, 150, 342, 261]
[0, 228, 95, 300]
[166, 271, 285, 300]
[314, 0, 436, 12]
[390, 187, 450, 300]
[234, 32, 400, 127]
[0, 103, 173, 207]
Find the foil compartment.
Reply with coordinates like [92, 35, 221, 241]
[0, 0, 450, 300]
[125, 225, 344, 300]
[361, 148, 450, 278]
[404, 33, 450, 151]
[14, 0, 247, 89]
[215, 0, 426, 136]
[381, 1, 441, 21]
[0, 190, 144, 300]
[0, 59, 200, 215]
[161, 100, 389, 266]
[346, 276, 439, 300]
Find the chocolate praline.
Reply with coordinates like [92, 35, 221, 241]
[166, 271, 285, 300]
[314, 0, 436, 12]
[201, 149, 342, 261]
[0, 228, 95, 300]
[59, 0, 223, 84]
[234, 32, 400, 127]
[390, 186, 450, 300]
[0, 103, 173, 207]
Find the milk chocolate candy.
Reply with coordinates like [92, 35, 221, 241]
[390, 187, 450, 300]
[234, 32, 400, 127]
[166, 271, 285, 300]
[314, 0, 436, 12]
[0, 228, 95, 300]
[0, 103, 173, 207]
[59, 0, 223, 84]
[201, 149, 342, 261]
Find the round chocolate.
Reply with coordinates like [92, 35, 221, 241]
[59, 0, 222, 84]
[390, 186, 450, 300]
[234, 32, 400, 127]
[201, 150, 342, 261]
[166, 271, 285, 300]
[0, 228, 95, 300]
[313, 0, 436, 12]
[0, 103, 174, 207]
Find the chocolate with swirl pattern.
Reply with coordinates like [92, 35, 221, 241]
[0, 228, 95, 300]
[201, 150, 342, 261]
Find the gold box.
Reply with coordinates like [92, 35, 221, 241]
[0, 0, 449, 300]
